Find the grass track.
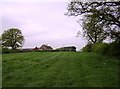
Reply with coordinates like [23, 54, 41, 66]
[2, 52, 119, 87]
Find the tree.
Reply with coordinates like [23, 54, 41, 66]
[2, 28, 24, 50]
[66, 1, 120, 42]
[82, 13, 107, 44]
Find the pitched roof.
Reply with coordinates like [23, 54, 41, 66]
[40, 45, 53, 50]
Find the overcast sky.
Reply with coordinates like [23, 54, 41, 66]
[0, 1, 87, 51]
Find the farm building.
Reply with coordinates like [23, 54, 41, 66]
[56, 46, 76, 51]
[39, 44, 53, 51]
[62, 46, 76, 51]
[33, 47, 39, 51]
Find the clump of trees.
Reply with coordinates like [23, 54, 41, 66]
[66, 1, 120, 56]
[2, 28, 24, 53]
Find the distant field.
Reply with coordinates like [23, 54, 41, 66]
[2, 52, 119, 87]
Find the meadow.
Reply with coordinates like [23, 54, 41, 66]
[2, 52, 119, 87]
[0, 54, 2, 88]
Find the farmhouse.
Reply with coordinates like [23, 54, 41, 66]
[39, 44, 53, 51]
[33, 47, 39, 51]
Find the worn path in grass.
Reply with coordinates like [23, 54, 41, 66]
[2, 52, 119, 87]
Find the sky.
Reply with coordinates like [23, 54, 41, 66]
[0, 0, 88, 51]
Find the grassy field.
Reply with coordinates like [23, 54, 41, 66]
[2, 52, 119, 87]
[0, 54, 2, 88]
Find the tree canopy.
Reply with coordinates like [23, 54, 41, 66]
[2, 28, 24, 50]
[66, 1, 120, 43]
[82, 13, 107, 44]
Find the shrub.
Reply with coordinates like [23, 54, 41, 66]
[108, 42, 120, 56]
[2, 48, 10, 54]
[81, 41, 120, 57]
[10, 49, 22, 53]
[82, 43, 93, 52]
[92, 43, 109, 55]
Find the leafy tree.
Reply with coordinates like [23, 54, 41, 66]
[66, 1, 120, 42]
[2, 28, 24, 50]
[78, 13, 107, 44]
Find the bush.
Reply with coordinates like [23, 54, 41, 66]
[2, 48, 10, 54]
[2, 48, 22, 54]
[81, 42, 120, 57]
[92, 43, 109, 55]
[108, 42, 120, 56]
[10, 49, 22, 53]
[82, 43, 93, 52]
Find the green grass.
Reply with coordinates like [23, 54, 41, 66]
[2, 52, 119, 87]
[0, 53, 2, 88]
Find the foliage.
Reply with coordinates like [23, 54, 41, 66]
[91, 42, 120, 56]
[66, 1, 120, 43]
[108, 42, 120, 56]
[2, 28, 24, 50]
[2, 48, 10, 54]
[92, 43, 109, 55]
[2, 47, 22, 54]
[2, 52, 119, 87]
[10, 49, 22, 53]
[82, 14, 107, 44]
[82, 43, 93, 52]
[82, 42, 120, 57]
